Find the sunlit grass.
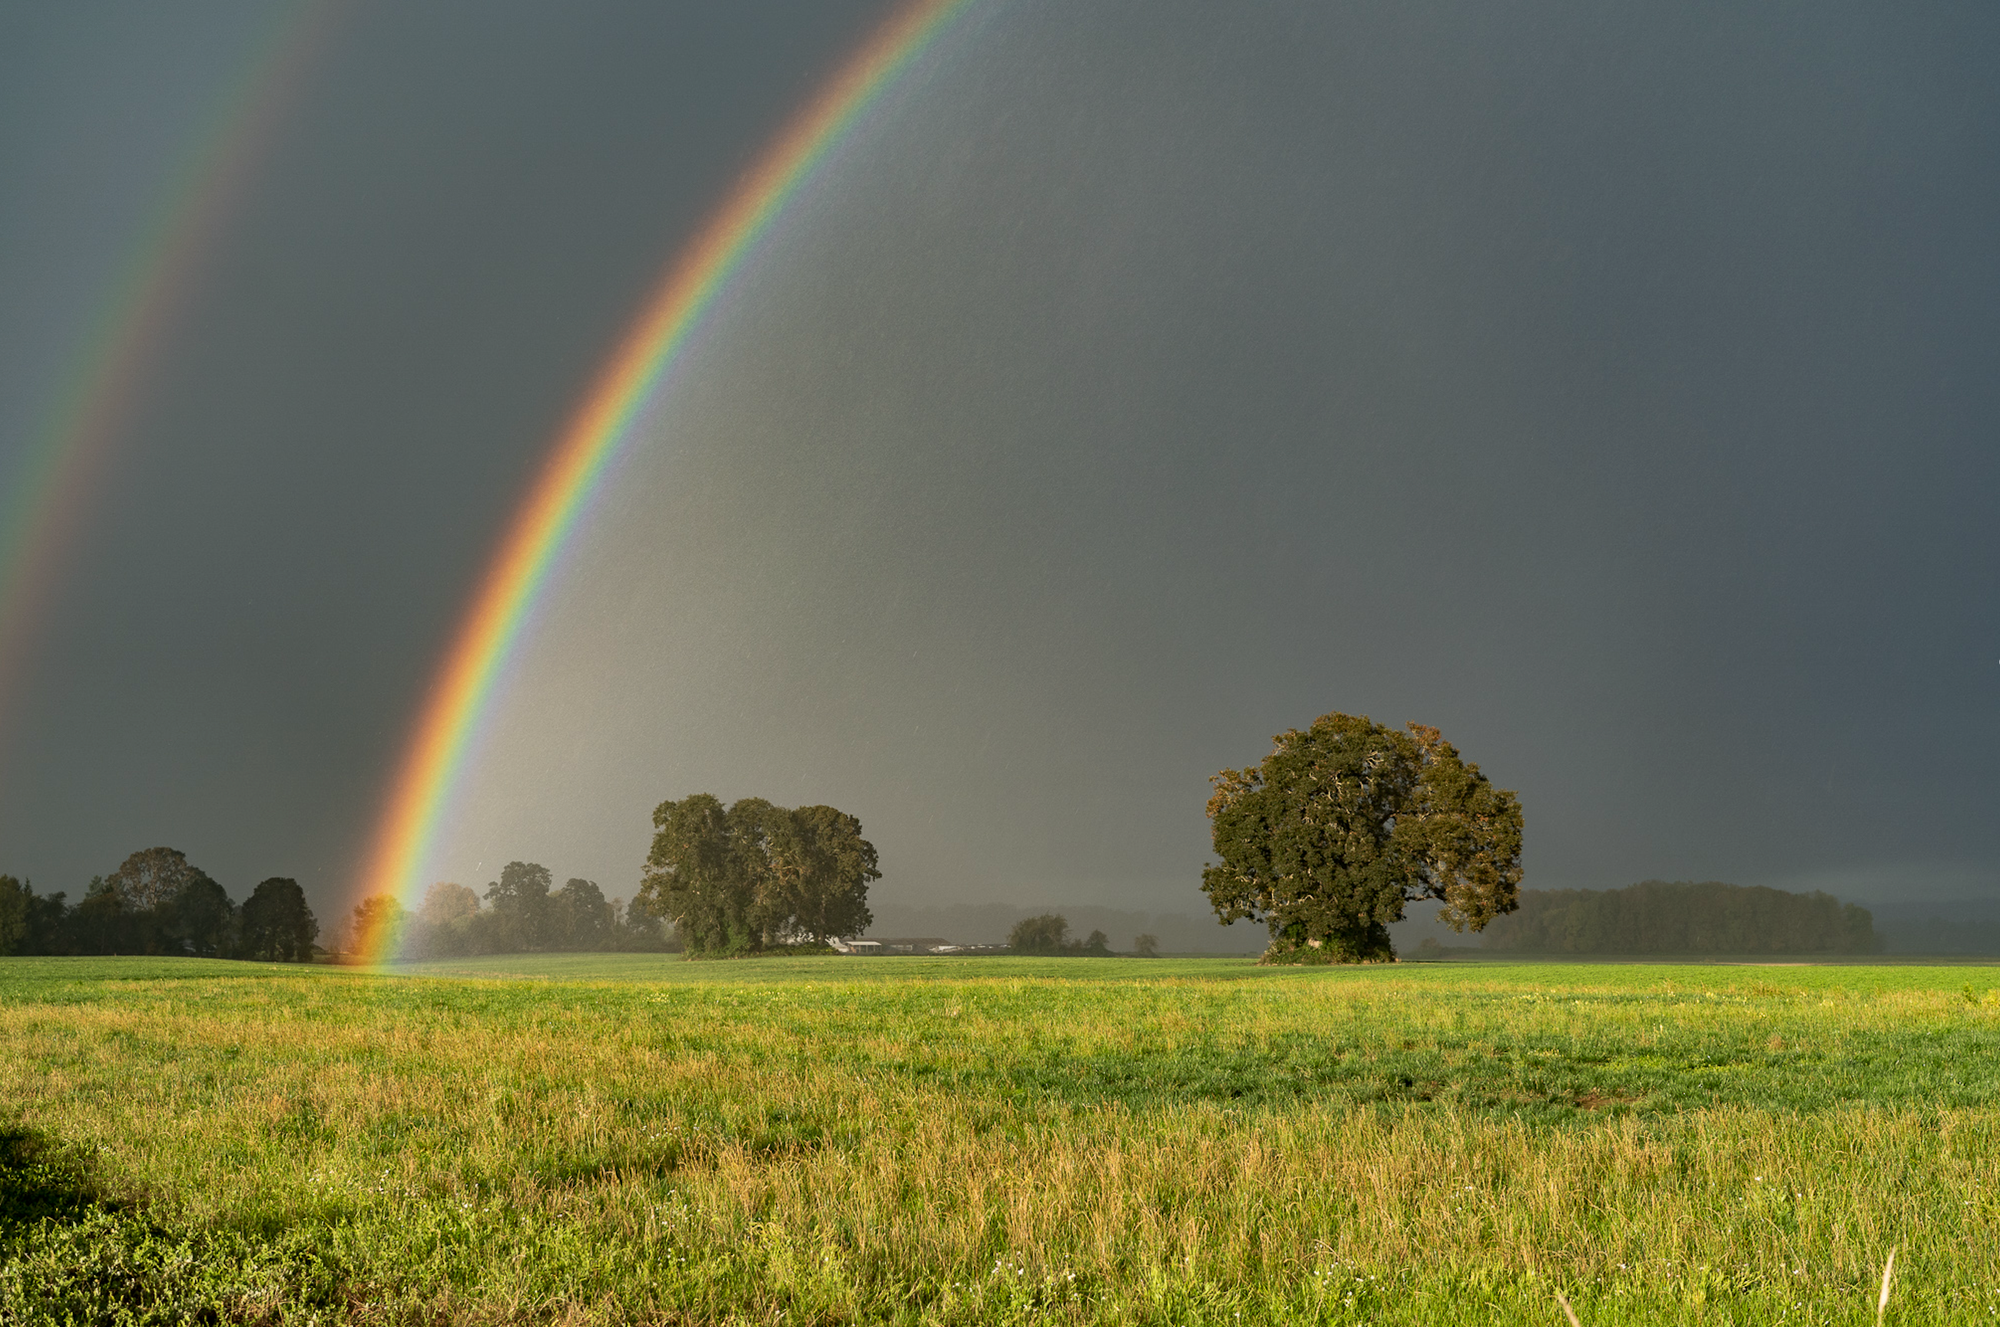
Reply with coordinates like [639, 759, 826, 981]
[4, 955, 2000, 1322]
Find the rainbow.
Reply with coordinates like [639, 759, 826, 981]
[0, 1, 337, 726]
[355, 0, 974, 945]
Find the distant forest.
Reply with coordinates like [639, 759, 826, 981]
[385, 864, 674, 960]
[1477, 880, 1879, 955]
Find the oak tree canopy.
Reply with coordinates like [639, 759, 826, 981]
[1201, 712, 1523, 963]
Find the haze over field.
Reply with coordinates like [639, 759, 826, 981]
[1, 0, 1995, 929]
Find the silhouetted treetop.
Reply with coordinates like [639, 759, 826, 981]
[240, 878, 317, 962]
[106, 847, 212, 913]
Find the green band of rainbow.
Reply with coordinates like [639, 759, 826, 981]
[355, 0, 973, 942]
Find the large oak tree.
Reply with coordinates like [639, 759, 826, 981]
[1202, 713, 1523, 962]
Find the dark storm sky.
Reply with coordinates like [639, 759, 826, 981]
[2, 0, 1996, 923]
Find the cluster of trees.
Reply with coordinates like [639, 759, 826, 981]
[1477, 880, 1880, 954]
[350, 864, 673, 960]
[997, 916, 1165, 955]
[1006, 913, 1114, 955]
[1203, 713, 1524, 963]
[640, 795, 879, 956]
[0, 847, 318, 960]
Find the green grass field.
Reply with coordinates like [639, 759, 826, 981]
[4, 954, 2000, 1324]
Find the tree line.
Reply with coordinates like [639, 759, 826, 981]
[2, 792, 880, 965]
[1475, 880, 1879, 955]
[355, 864, 673, 960]
[337, 794, 881, 960]
[0, 847, 318, 960]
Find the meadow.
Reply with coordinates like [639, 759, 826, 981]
[3, 953, 1999, 1324]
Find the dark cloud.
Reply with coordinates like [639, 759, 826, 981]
[2, 0, 1996, 923]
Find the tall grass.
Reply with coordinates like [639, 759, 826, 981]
[2, 955, 1998, 1322]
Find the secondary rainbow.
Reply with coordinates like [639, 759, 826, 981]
[0, 1, 336, 725]
[354, 0, 974, 944]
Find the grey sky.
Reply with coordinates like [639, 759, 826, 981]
[2, 0, 1995, 928]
